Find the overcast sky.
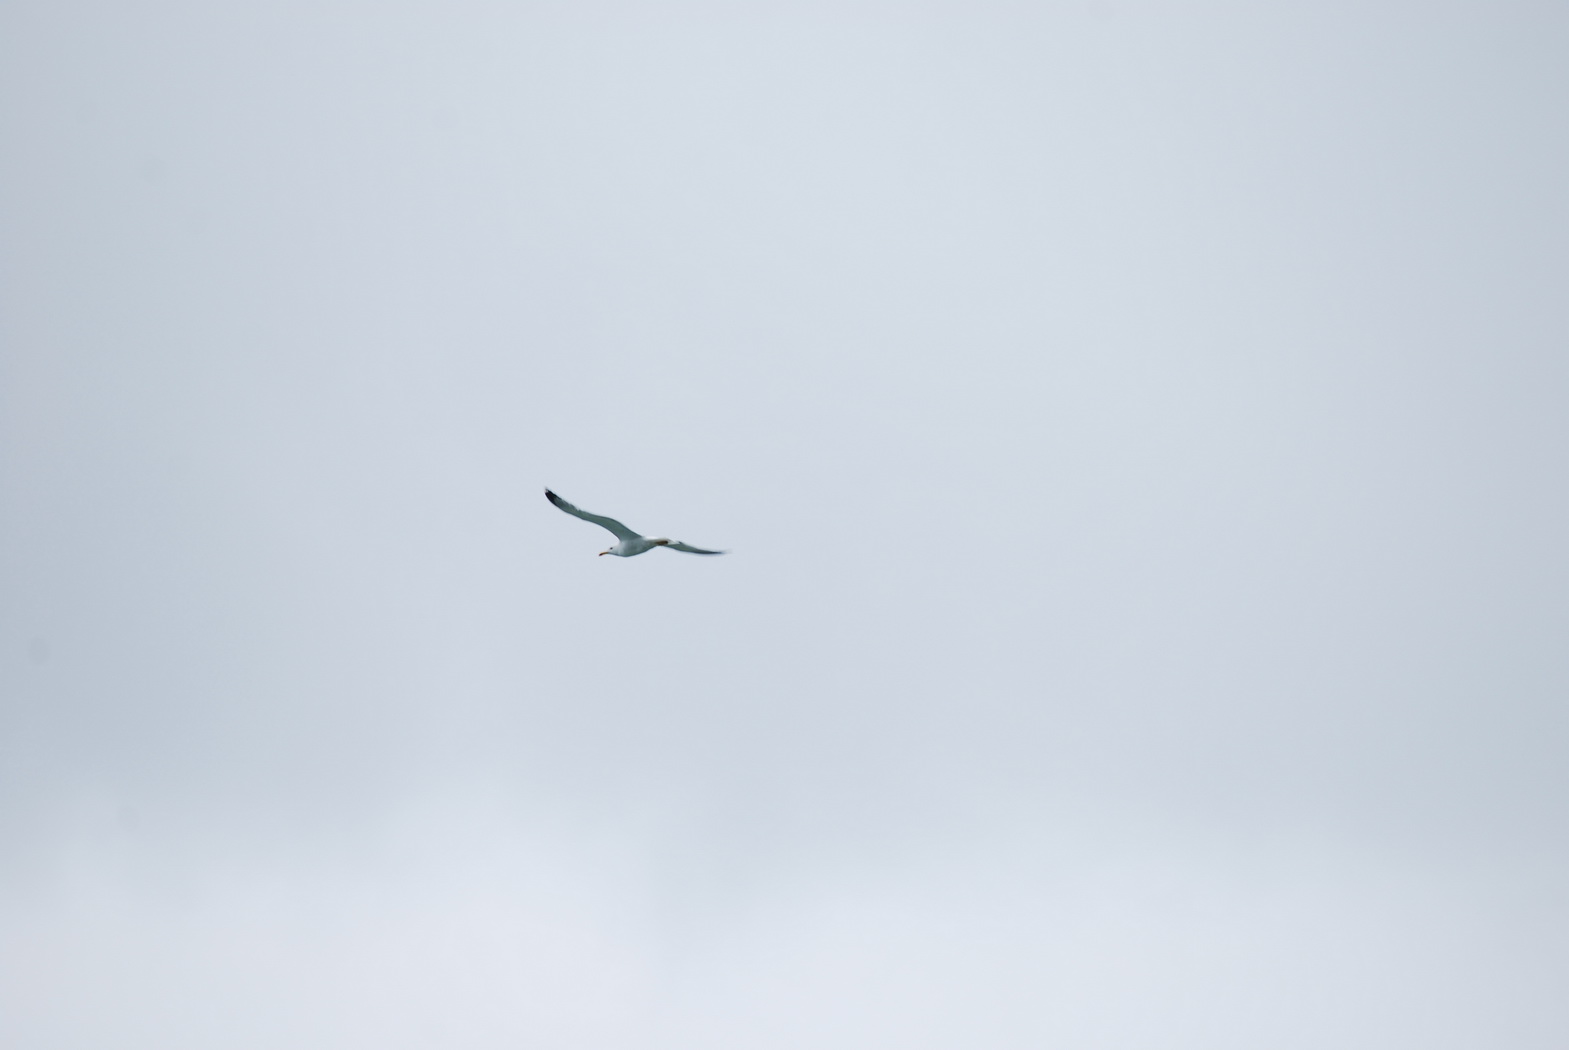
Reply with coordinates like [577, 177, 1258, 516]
[3, 2, 1568, 1047]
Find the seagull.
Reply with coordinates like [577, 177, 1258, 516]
[545, 489, 727, 557]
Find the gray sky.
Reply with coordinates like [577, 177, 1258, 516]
[3, 2, 1567, 1047]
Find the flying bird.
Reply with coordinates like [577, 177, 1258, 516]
[545, 489, 726, 557]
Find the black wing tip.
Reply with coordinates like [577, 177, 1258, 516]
[544, 488, 562, 503]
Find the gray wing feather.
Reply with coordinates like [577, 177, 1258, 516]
[545, 489, 640, 541]
[667, 541, 726, 555]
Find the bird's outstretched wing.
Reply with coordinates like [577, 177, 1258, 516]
[545, 489, 640, 540]
[667, 541, 725, 555]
